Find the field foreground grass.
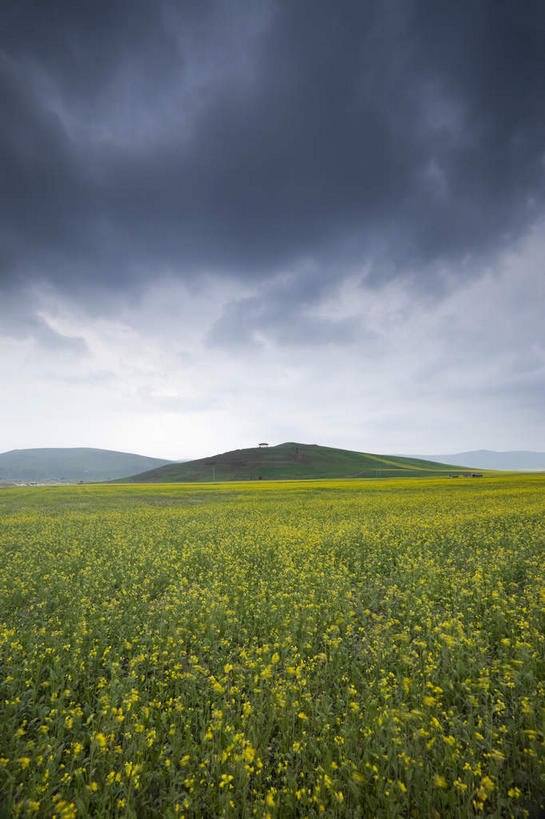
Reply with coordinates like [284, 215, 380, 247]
[0, 476, 544, 817]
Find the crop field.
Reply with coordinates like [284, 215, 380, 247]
[1, 476, 544, 818]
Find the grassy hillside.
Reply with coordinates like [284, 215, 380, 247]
[0, 448, 171, 483]
[119, 442, 464, 483]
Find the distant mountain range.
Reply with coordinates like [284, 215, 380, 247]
[409, 450, 545, 471]
[117, 442, 463, 483]
[0, 448, 172, 483]
[2, 445, 542, 485]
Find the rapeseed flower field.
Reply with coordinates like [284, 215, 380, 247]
[0, 476, 544, 817]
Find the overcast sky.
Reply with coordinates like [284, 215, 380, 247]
[1, 0, 544, 459]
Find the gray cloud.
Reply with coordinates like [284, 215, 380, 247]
[0, 224, 543, 456]
[209, 297, 360, 348]
[1, 1, 545, 455]
[208, 272, 365, 348]
[2, 0, 545, 312]
[0, 283, 87, 350]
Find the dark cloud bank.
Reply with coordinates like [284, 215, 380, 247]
[2, 0, 545, 322]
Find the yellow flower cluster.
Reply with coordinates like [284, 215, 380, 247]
[0, 475, 544, 816]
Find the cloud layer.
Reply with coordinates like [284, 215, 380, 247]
[1, 1, 544, 455]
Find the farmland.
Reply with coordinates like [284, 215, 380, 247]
[1, 476, 544, 817]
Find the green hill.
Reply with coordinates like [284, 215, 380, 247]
[118, 442, 466, 483]
[0, 448, 172, 483]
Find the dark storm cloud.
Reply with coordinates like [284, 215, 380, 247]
[2, 0, 545, 319]
[0, 283, 87, 350]
[208, 293, 359, 348]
